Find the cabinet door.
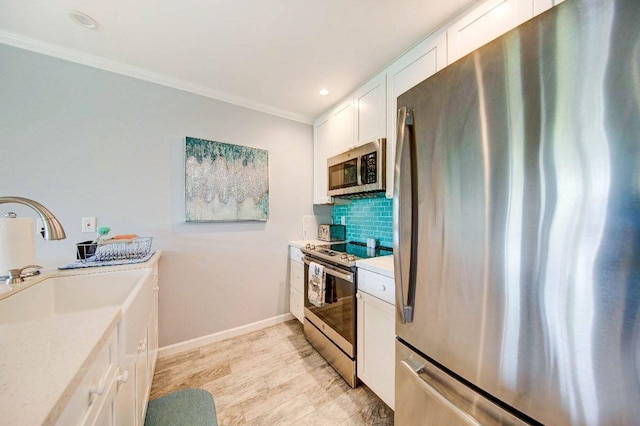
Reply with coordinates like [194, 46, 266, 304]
[290, 287, 304, 322]
[88, 377, 117, 426]
[149, 266, 159, 375]
[313, 113, 333, 204]
[447, 0, 534, 64]
[136, 330, 150, 425]
[330, 98, 355, 156]
[290, 259, 304, 293]
[533, 0, 564, 15]
[357, 291, 395, 409]
[385, 31, 447, 199]
[354, 74, 386, 144]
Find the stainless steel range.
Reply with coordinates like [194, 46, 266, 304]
[301, 241, 392, 387]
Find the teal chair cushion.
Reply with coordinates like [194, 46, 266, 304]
[145, 389, 218, 426]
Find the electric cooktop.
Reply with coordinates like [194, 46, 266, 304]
[301, 241, 393, 267]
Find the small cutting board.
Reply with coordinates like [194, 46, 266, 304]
[302, 215, 332, 240]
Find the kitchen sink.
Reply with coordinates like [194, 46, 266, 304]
[0, 269, 146, 324]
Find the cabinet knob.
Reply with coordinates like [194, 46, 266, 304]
[380, 284, 386, 292]
[138, 340, 147, 352]
[356, 293, 361, 299]
[89, 379, 106, 404]
[117, 369, 130, 384]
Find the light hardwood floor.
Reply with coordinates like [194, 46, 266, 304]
[150, 319, 394, 425]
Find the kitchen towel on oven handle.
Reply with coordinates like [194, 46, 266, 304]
[308, 261, 326, 307]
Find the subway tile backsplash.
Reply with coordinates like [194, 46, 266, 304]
[333, 197, 393, 248]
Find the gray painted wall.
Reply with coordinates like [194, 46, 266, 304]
[0, 44, 315, 346]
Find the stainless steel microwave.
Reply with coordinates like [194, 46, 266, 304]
[327, 139, 386, 197]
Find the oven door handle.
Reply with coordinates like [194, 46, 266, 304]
[303, 258, 354, 283]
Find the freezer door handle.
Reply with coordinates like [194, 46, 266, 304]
[398, 353, 530, 425]
[394, 106, 417, 323]
[400, 359, 480, 425]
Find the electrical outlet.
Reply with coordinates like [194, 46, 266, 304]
[340, 216, 346, 225]
[82, 217, 96, 233]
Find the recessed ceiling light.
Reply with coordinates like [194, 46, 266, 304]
[319, 88, 329, 96]
[68, 10, 98, 29]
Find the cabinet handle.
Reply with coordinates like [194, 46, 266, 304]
[117, 369, 129, 384]
[356, 293, 361, 299]
[138, 340, 147, 352]
[380, 284, 386, 292]
[89, 379, 106, 404]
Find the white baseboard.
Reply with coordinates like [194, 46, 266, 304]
[158, 313, 296, 358]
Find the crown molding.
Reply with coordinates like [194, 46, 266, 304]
[0, 30, 314, 125]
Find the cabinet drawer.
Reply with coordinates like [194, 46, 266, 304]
[289, 246, 303, 263]
[290, 287, 304, 323]
[357, 269, 395, 305]
[56, 329, 118, 425]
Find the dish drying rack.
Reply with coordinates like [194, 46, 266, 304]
[76, 237, 153, 262]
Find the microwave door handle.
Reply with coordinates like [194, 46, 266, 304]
[394, 106, 417, 324]
[359, 156, 365, 186]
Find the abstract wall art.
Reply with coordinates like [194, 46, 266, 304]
[185, 137, 269, 222]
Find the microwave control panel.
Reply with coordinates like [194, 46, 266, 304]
[362, 152, 378, 184]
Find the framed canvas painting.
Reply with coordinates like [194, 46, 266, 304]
[185, 137, 269, 222]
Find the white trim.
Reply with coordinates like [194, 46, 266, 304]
[0, 31, 314, 125]
[158, 313, 296, 358]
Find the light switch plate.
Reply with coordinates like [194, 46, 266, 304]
[82, 217, 96, 233]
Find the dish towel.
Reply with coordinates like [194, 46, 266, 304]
[308, 261, 326, 307]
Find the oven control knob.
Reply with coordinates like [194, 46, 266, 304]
[310, 244, 315, 250]
[341, 253, 347, 259]
[305, 243, 311, 249]
[347, 255, 355, 262]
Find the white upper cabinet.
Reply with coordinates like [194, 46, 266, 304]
[533, 0, 565, 16]
[313, 0, 566, 203]
[447, 0, 534, 65]
[330, 98, 355, 156]
[313, 112, 333, 204]
[385, 31, 447, 199]
[354, 73, 386, 145]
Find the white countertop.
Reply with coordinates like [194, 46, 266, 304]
[356, 254, 394, 278]
[0, 252, 161, 426]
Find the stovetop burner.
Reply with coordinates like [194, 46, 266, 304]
[302, 241, 393, 267]
[327, 242, 393, 259]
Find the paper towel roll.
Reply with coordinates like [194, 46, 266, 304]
[0, 217, 36, 275]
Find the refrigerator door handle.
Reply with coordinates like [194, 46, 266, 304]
[394, 106, 417, 323]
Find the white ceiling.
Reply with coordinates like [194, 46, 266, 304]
[0, 0, 476, 123]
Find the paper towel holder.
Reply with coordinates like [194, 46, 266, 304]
[0, 196, 66, 240]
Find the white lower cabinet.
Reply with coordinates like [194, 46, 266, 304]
[117, 267, 158, 425]
[357, 269, 395, 409]
[56, 265, 159, 426]
[57, 330, 119, 425]
[289, 246, 304, 322]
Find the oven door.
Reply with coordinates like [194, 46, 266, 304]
[303, 257, 356, 357]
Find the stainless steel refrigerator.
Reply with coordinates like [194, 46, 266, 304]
[393, 0, 640, 424]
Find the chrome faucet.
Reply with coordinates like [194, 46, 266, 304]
[0, 196, 66, 240]
[0, 197, 65, 285]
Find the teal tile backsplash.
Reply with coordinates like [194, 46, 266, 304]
[333, 197, 393, 248]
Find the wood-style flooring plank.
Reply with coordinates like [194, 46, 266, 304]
[149, 319, 394, 425]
